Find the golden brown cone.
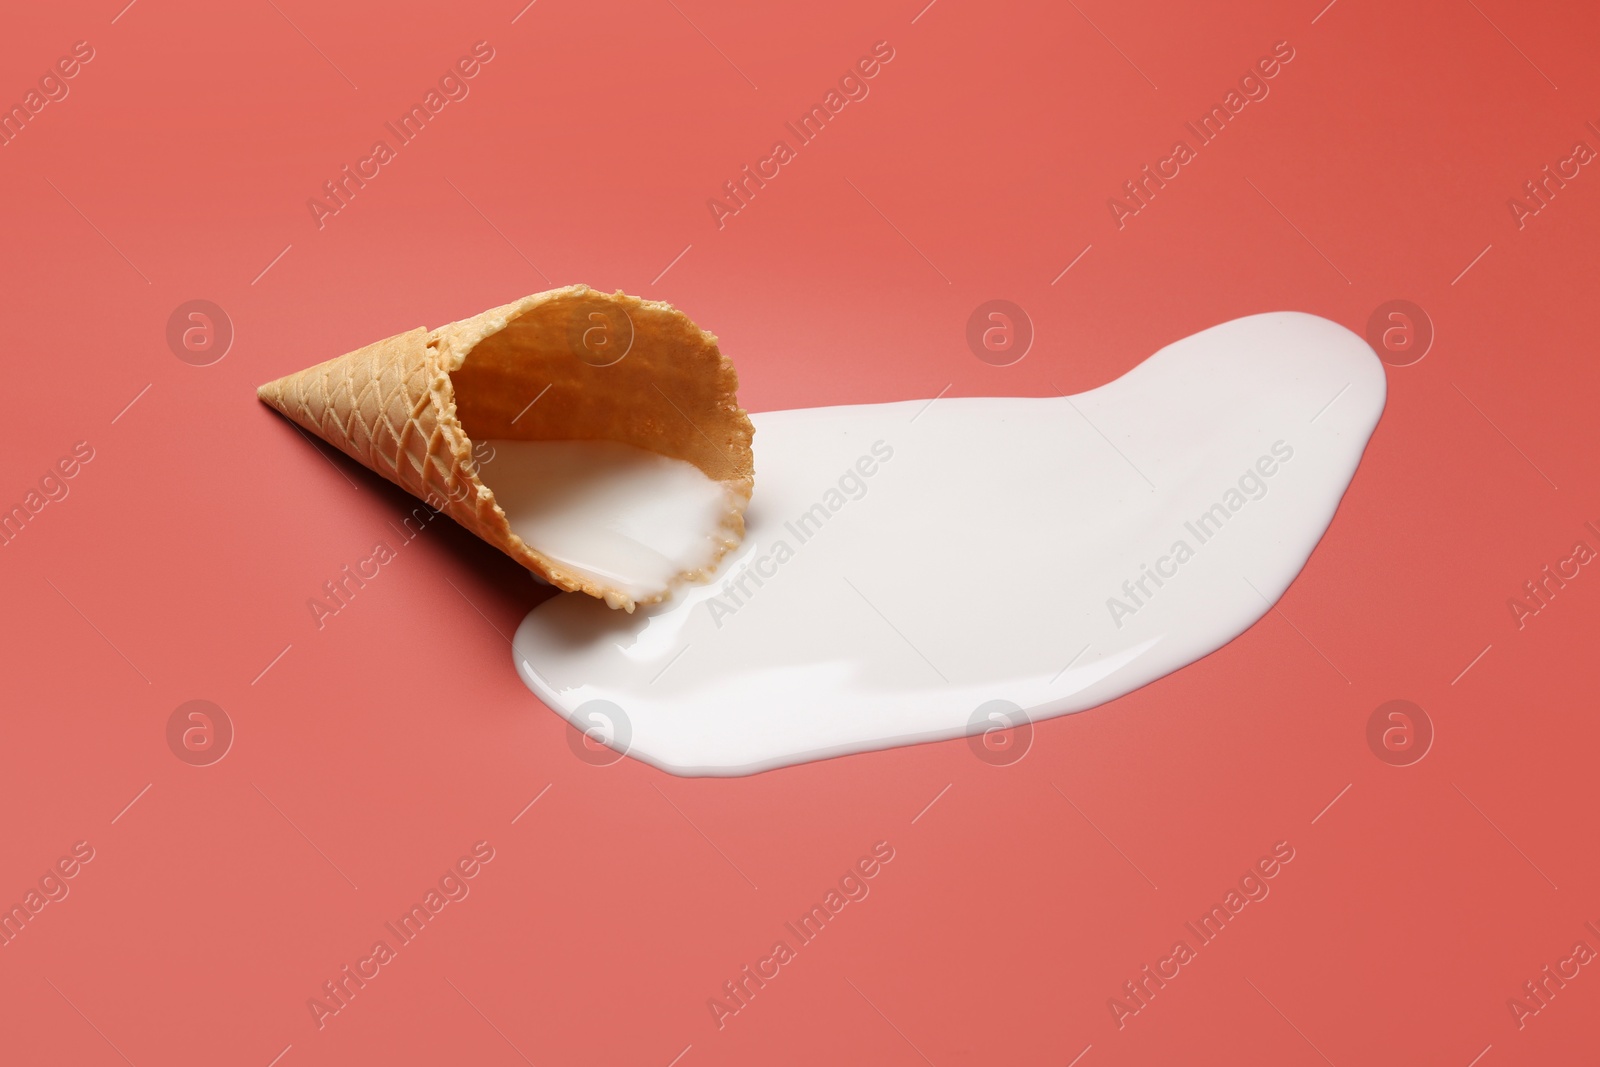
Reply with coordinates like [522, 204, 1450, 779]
[257, 285, 755, 611]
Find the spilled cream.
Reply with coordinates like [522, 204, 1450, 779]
[478, 439, 737, 607]
[511, 312, 1387, 776]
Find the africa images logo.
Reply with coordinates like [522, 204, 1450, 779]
[706, 41, 896, 229]
[1104, 442, 1294, 629]
[305, 42, 496, 229]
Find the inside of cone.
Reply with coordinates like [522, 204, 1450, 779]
[447, 289, 750, 481]
[445, 289, 753, 607]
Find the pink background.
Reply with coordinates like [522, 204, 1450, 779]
[2, 0, 1598, 1063]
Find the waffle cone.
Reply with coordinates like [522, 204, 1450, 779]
[257, 285, 755, 611]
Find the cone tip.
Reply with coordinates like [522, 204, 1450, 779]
[256, 378, 283, 409]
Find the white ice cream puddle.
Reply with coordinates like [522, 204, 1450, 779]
[479, 439, 737, 606]
[512, 312, 1386, 776]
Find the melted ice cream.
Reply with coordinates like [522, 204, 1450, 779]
[511, 312, 1387, 775]
[479, 439, 738, 605]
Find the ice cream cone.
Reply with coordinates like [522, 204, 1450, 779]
[257, 285, 755, 610]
